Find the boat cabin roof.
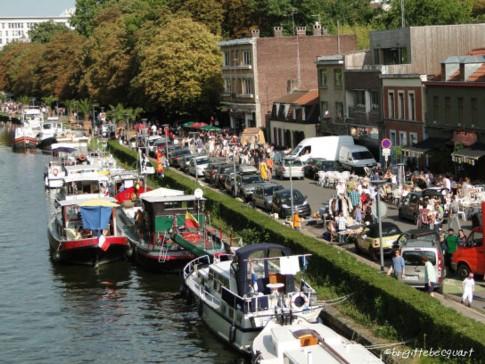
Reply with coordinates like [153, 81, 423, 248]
[141, 194, 205, 204]
[57, 196, 117, 207]
[209, 260, 231, 279]
[63, 173, 109, 183]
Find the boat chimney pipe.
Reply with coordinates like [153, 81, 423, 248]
[307, 350, 312, 364]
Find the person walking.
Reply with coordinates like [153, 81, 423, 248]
[387, 249, 405, 280]
[292, 211, 301, 231]
[422, 255, 437, 297]
[461, 272, 475, 307]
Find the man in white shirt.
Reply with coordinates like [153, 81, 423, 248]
[462, 272, 475, 307]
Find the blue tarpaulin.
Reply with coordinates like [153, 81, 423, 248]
[80, 206, 112, 231]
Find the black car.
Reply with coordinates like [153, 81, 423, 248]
[271, 188, 311, 219]
[216, 165, 238, 189]
[303, 158, 344, 180]
[203, 161, 227, 183]
[398, 189, 447, 223]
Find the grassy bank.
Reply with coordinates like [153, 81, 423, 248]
[109, 140, 485, 362]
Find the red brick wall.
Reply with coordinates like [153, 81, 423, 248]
[382, 86, 423, 122]
[256, 35, 357, 127]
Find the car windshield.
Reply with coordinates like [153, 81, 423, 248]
[279, 190, 304, 203]
[321, 161, 337, 169]
[403, 251, 436, 265]
[352, 151, 374, 160]
[243, 175, 262, 183]
[290, 145, 303, 157]
[196, 158, 210, 165]
[264, 185, 282, 195]
[284, 159, 303, 166]
[367, 223, 401, 238]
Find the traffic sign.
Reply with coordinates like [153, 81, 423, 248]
[382, 148, 391, 157]
[381, 138, 392, 149]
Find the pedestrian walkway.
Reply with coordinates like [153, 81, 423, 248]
[444, 278, 485, 314]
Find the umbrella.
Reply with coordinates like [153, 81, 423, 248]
[201, 125, 221, 132]
[191, 122, 208, 129]
[182, 121, 196, 128]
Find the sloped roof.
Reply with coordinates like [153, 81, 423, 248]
[275, 89, 319, 106]
[468, 64, 485, 82]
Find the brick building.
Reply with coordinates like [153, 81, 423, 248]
[219, 25, 357, 132]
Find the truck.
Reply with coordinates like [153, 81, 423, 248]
[289, 136, 354, 163]
[451, 202, 485, 279]
[289, 136, 376, 169]
[338, 144, 377, 169]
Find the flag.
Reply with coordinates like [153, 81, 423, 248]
[184, 211, 199, 229]
[98, 235, 110, 252]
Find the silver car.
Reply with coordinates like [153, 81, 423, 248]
[275, 158, 304, 179]
[251, 182, 284, 211]
[188, 155, 210, 177]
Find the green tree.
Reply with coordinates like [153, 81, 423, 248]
[35, 32, 86, 100]
[29, 21, 70, 43]
[221, 0, 255, 37]
[134, 17, 222, 116]
[70, 0, 111, 36]
[384, 0, 473, 27]
[107, 103, 128, 127]
[77, 98, 92, 122]
[82, 19, 135, 105]
[167, 0, 223, 34]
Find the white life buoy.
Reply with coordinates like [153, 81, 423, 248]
[53, 168, 59, 176]
[291, 292, 309, 309]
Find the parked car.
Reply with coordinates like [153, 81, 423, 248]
[169, 149, 192, 170]
[352, 222, 402, 260]
[303, 158, 344, 180]
[451, 226, 485, 279]
[398, 234, 445, 293]
[214, 164, 236, 187]
[188, 155, 210, 177]
[271, 188, 311, 218]
[238, 174, 264, 201]
[251, 182, 284, 211]
[274, 158, 304, 179]
[398, 189, 447, 223]
[203, 161, 227, 183]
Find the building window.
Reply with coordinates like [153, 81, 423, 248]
[273, 127, 278, 145]
[398, 91, 405, 120]
[371, 91, 379, 111]
[353, 90, 365, 111]
[471, 97, 478, 124]
[224, 51, 230, 66]
[399, 131, 407, 146]
[387, 91, 395, 119]
[319, 69, 328, 87]
[295, 108, 303, 121]
[409, 132, 418, 146]
[374, 49, 380, 64]
[408, 92, 416, 121]
[241, 78, 253, 95]
[335, 102, 344, 120]
[223, 79, 231, 93]
[389, 130, 397, 146]
[457, 97, 464, 125]
[242, 50, 251, 65]
[321, 101, 329, 118]
[444, 97, 451, 123]
[432, 96, 439, 121]
[334, 69, 343, 88]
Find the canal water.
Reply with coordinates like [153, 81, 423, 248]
[0, 131, 244, 363]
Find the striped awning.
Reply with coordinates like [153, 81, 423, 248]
[451, 148, 485, 166]
[401, 146, 431, 158]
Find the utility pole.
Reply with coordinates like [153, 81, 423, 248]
[401, 0, 405, 28]
[289, 159, 294, 217]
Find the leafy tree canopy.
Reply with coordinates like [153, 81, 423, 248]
[29, 21, 71, 43]
[134, 16, 222, 116]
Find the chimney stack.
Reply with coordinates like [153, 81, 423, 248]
[251, 28, 260, 38]
[273, 26, 283, 37]
[313, 22, 322, 36]
[296, 26, 306, 36]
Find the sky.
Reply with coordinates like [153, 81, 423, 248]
[0, 0, 76, 17]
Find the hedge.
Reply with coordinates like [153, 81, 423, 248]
[109, 140, 485, 361]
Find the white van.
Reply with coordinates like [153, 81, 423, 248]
[289, 136, 354, 163]
[338, 144, 377, 169]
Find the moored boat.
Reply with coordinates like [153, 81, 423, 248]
[252, 316, 384, 364]
[12, 107, 44, 151]
[48, 197, 129, 266]
[117, 187, 228, 272]
[183, 243, 321, 353]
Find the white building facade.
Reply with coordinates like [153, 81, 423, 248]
[0, 15, 71, 49]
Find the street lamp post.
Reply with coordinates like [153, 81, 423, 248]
[289, 159, 294, 217]
[372, 179, 387, 272]
[233, 150, 238, 197]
